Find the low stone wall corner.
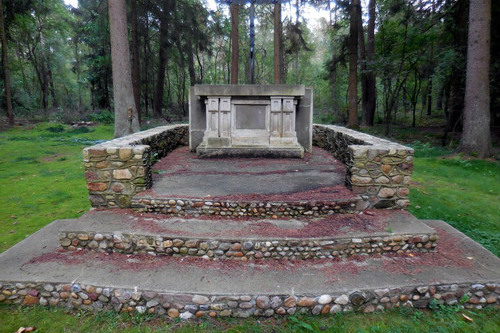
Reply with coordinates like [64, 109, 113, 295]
[313, 124, 414, 209]
[83, 124, 188, 208]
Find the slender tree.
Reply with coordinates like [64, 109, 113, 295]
[230, 3, 239, 84]
[0, 0, 14, 125]
[274, 2, 282, 84]
[153, 7, 168, 117]
[460, 0, 491, 157]
[108, 0, 140, 137]
[130, 0, 141, 123]
[348, 0, 360, 128]
[361, 0, 376, 126]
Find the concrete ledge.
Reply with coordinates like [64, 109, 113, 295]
[83, 124, 188, 208]
[196, 146, 304, 158]
[313, 125, 414, 209]
[58, 210, 438, 260]
[193, 84, 306, 97]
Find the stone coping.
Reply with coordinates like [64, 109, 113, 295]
[316, 125, 414, 152]
[84, 124, 186, 150]
[193, 84, 306, 97]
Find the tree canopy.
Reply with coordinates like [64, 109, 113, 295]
[0, 0, 497, 155]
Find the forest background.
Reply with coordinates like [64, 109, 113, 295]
[0, 0, 498, 156]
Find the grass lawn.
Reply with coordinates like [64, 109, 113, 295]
[0, 122, 499, 332]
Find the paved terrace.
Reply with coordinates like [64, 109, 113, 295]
[137, 146, 354, 201]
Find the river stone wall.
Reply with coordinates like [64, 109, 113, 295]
[132, 197, 359, 217]
[58, 231, 437, 260]
[1, 282, 498, 318]
[83, 125, 188, 208]
[313, 125, 414, 209]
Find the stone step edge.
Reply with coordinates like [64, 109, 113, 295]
[1, 280, 498, 318]
[59, 230, 438, 260]
[131, 196, 364, 218]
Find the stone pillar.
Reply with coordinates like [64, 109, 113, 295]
[203, 97, 231, 147]
[270, 97, 282, 141]
[270, 96, 298, 146]
[282, 97, 297, 142]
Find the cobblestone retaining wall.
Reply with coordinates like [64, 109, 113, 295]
[1, 282, 498, 318]
[313, 125, 414, 209]
[59, 231, 437, 260]
[132, 198, 359, 217]
[83, 125, 188, 208]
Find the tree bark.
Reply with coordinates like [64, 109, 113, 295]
[130, 0, 141, 123]
[109, 0, 140, 138]
[442, 0, 467, 145]
[230, 4, 239, 84]
[47, 58, 58, 108]
[273, 3, 281, 84]
[186, 41, 196, 86]
[357, 2, 368, 125]
[361, 0, 376, 126]
[348, 0, 360, 128]
[153, 11, 168, 118]
[459, 0, 491, 157]
[0, 0, 14, 125]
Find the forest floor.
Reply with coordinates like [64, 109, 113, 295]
[0, 121, 499, 332]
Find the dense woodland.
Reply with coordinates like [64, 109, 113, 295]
[0, 0, 498, 156]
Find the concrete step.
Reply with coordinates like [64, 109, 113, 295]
[58, 209, 437, 260]
[131, 146, 365, 217]
[1, 219, 499, 317]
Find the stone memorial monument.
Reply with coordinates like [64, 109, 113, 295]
[189, 84, 313, 158]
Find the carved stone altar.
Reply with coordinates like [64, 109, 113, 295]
[189, 85, 313, 158]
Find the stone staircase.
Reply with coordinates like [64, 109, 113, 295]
[1, 125, 499, 318]
[58, 209, 438, 260]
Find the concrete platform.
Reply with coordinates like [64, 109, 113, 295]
[132, 147, 362, 217]
[1, 219, 499, 316]
[140, 146, 349, 199]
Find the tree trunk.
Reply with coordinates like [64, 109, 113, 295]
[130, 0, 141, 123]
[40, 62, 49, 111]
[153, 11, 168, 118]
[361, 0, 376, 126]
[186, 42, 196, 86]
[109, 0, 140, 138]
[348, 0, 360, 128]
[459, 0, 491, 157]
[230, 4, 239, 84]
[442, 0, 467, 146]
[143, 12, 150, 116]
[47, 59, 58, 108]
[357, 2, 369, 126]
[0, 0, 14, 125]
[273, 3, 281, 84]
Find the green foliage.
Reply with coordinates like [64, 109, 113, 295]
[0, 123, 113, 253]
[87, 110, 114, 125]
[409, 150, 500, 256]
